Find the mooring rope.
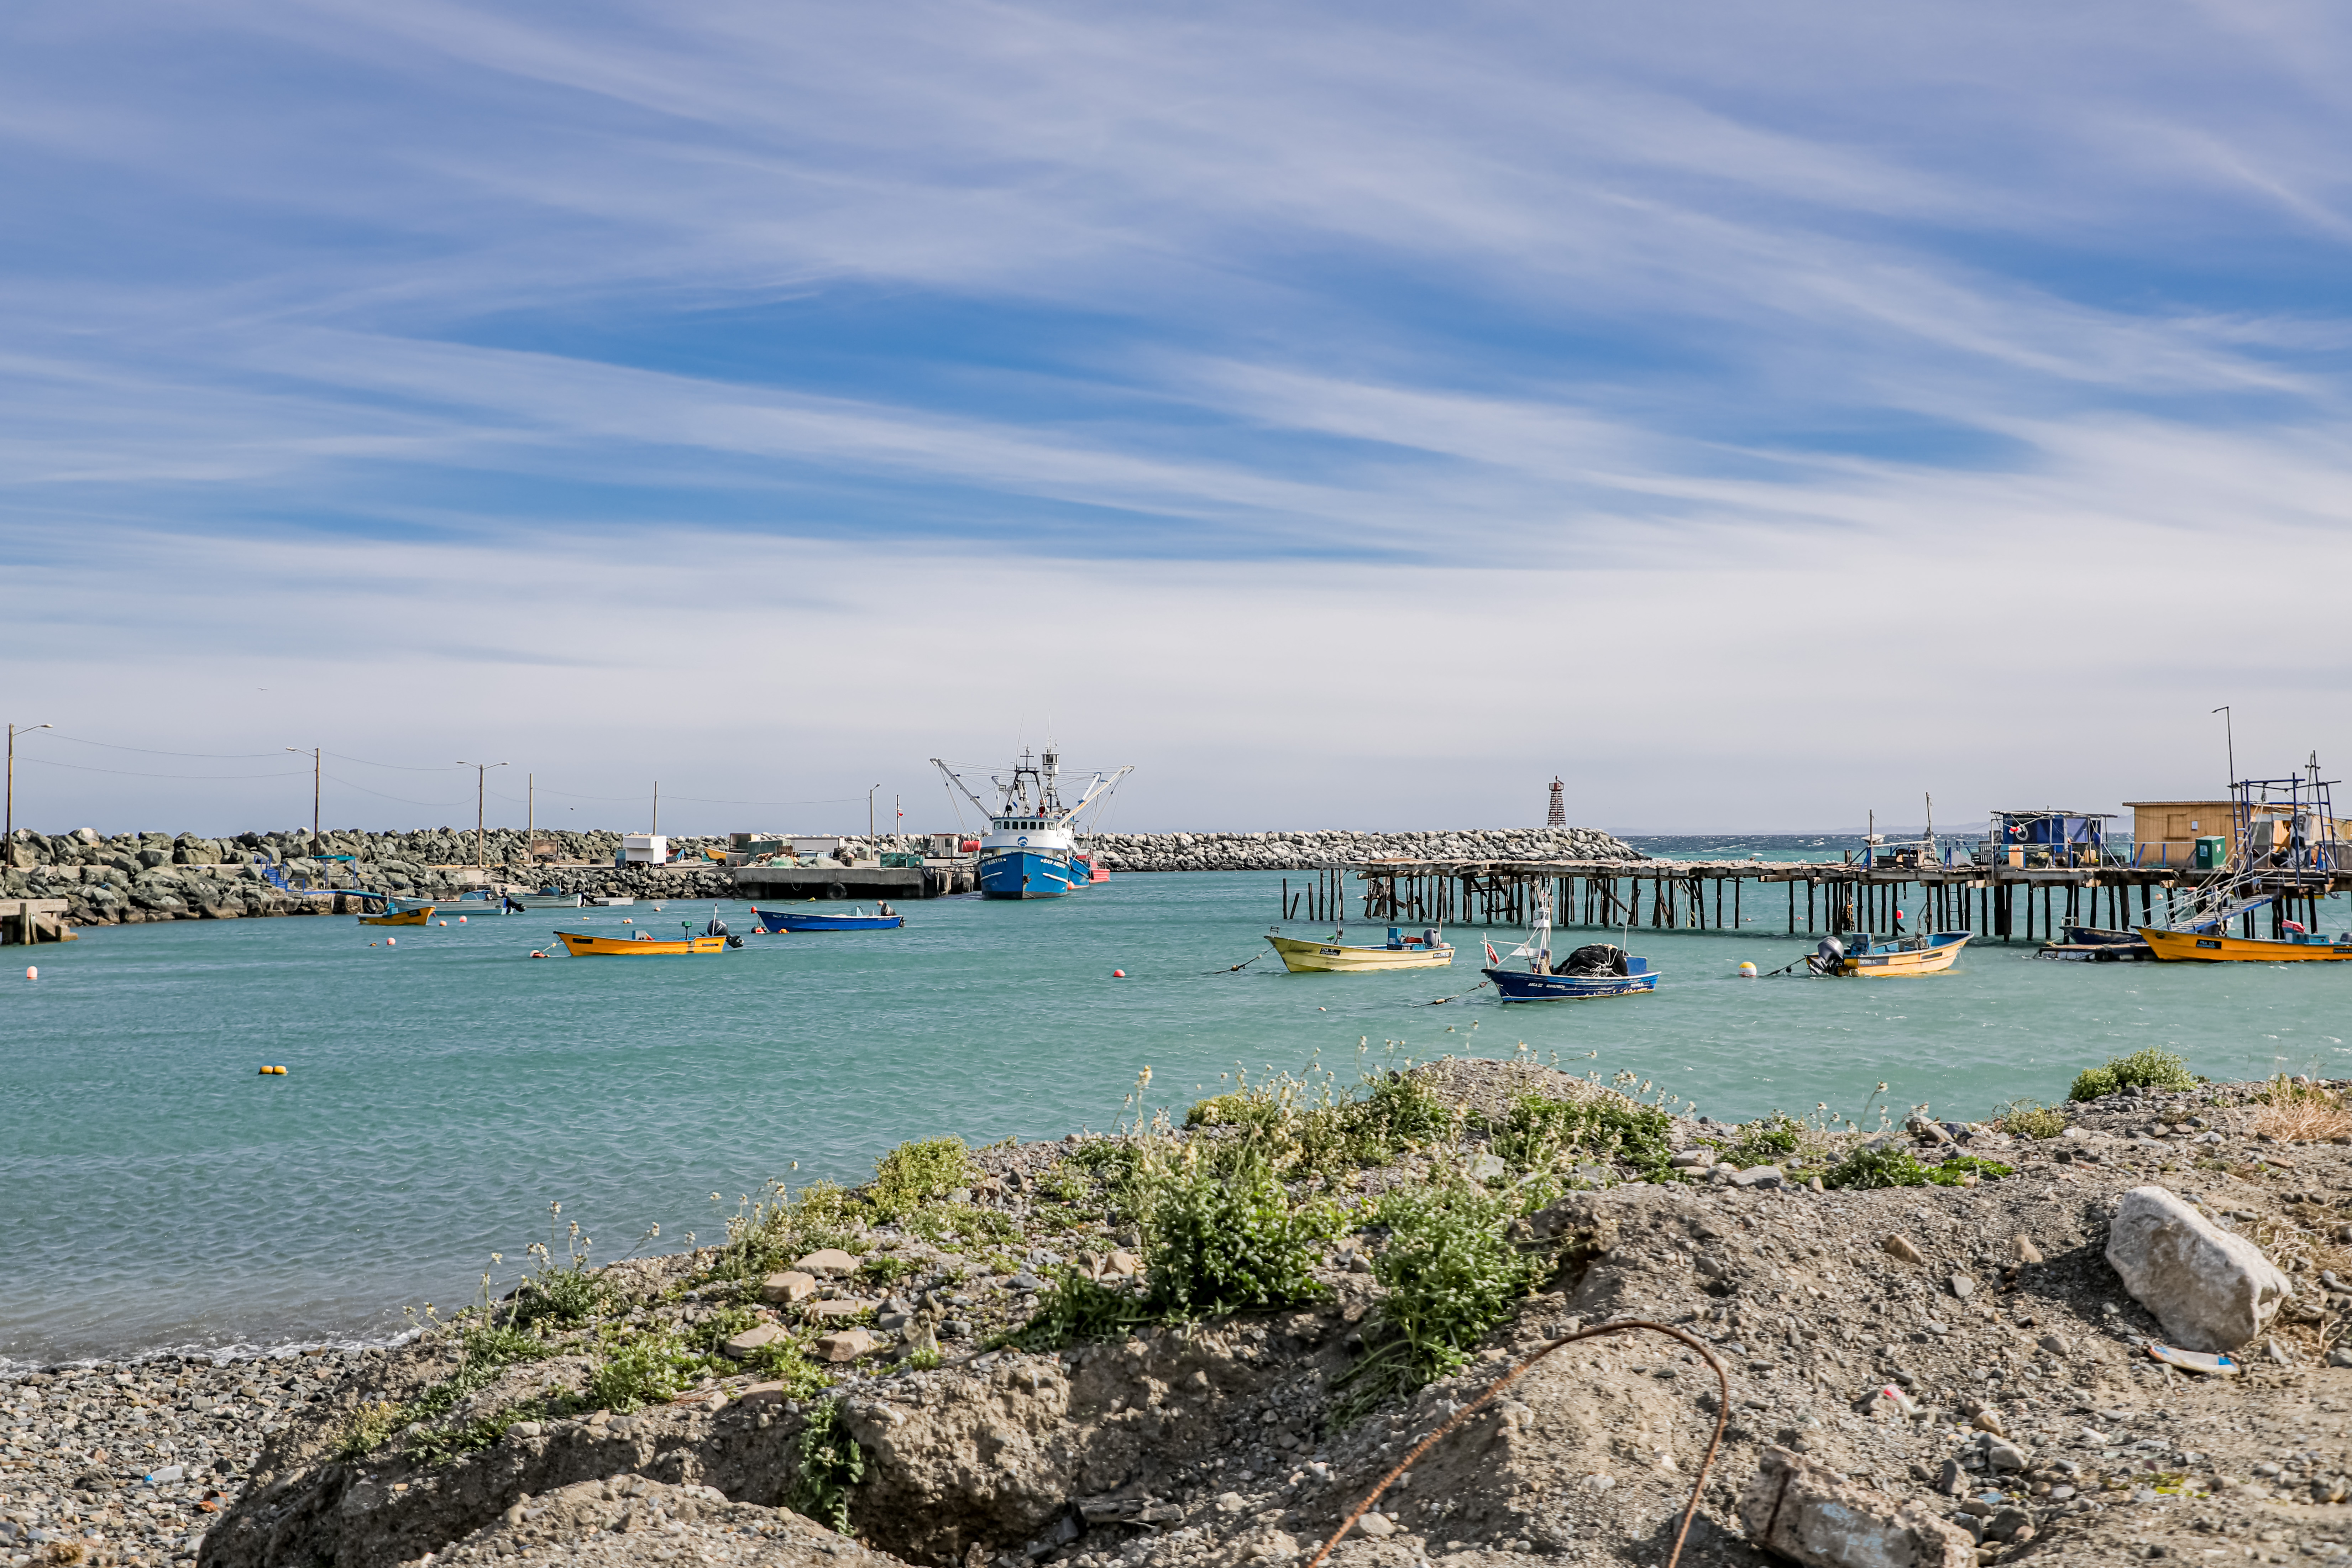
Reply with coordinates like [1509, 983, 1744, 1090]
[1302, 1319, 1730, 1568]
[1425, 980, 1491, 1005]
[1203, 951, 1268, 975]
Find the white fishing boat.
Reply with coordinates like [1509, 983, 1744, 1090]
[933, 745, 1131, 899]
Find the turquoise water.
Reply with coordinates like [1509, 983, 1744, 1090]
[5, 867, 2351, 1366]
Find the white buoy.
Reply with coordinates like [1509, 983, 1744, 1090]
[1737, 961, 1758, 978]
[387, 937, 397, 946]
[23, 966, 35, 981]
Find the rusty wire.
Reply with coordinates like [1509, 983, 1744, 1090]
[1302, 1319, 1731, 1568]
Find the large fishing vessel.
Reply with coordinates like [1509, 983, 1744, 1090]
[932, 746, 1132, 900]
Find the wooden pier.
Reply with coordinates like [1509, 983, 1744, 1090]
[1343, 859, 2352, 944]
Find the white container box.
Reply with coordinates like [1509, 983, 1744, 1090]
[620, 834, 670, 864]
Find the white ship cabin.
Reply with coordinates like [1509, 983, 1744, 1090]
[994, 816, 1058, 832]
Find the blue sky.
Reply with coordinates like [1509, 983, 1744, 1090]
[5, 1, 2351, 833]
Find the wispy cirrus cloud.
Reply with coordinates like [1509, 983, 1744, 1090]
[5, 0, 2352, 825]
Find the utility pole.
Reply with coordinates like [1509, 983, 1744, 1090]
[652, 781, 659, 836]
[457, 761, 508, 867]
[284, 747, 320, 854]
[527, 772, 534, 837]
[869, 783, 881, 860]
[7, 723, 53, 842]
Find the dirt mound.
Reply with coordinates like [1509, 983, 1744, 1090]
[185, 1071, 2352, 1567]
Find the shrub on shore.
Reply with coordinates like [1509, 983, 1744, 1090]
[1993, 1099, 2067, 1139]
[1335, 1179, 1552, 1421]
[2069, 1048, 2196, 1102]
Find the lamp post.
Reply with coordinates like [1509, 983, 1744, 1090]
[7, 723, 52, 843]
[868, 783, 881, 861]
[457, 761, 508, 867]
[284, 748, 320, 854]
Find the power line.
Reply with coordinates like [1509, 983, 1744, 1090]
[20, 756, 310, 781]
[40, 732, 286, 761]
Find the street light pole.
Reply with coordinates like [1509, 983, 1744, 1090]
[7, 723, 53, 842]
[869, 783, 881, 860]
[284, 747, 320, 853]
[457, 761, 508, 867]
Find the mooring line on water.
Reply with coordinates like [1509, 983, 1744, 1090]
[1425, 980, 1491, 1005]
[1203, 951, 1267, 975]
[1302, 1318, 1729, 1568]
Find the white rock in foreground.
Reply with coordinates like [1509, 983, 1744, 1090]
[2105, 1184, 2293, 1351]
[1737, 1446, 1974, 1568]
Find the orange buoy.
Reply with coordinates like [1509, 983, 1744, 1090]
[23, 966, 34, 980]
[457, 916, 467, 923]
[386, 937, 397, 946]
[1111, 969, 1126, 978]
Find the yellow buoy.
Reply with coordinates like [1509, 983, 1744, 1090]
[1737, 961, 1758, 977]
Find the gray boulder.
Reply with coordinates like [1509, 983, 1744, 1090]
[1737, 1446, 1974, 1567]
[2105, 1185, 2291, 1351]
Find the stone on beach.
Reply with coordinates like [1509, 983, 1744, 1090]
[813, 1327, 881, 1362]
[804, 1298, 877, 1322]
[1882, 1234, 1924, 1265]
[722, 1323, 787, 1359]
[760, 1270, 817, 1304]
[792, 1248, 859, 1278]
[1736, 1446, 1975, 1568]
[2105, 1184, 2293, 1351]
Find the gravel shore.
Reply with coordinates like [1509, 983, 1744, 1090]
[10, 1065, 2351, 1567]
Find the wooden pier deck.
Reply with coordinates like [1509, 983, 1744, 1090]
[1341, 859, 2352, 944]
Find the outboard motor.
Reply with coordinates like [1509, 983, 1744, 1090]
[1808, 935, 1845, 976]
[705, 913, 730, 937]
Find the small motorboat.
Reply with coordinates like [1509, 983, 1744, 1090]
[592, 896, 635, 907]
[2037, 926, 2154, 962]
[506, 889, 584, 909]
[1806, 930, 1971, 976]
[358, 906, 434, 927]
[553, 928, 730, 956]
[751, 904, 906, 932]
[1265, 925, 1452, 972]
[1480, 889, 1659, 1000]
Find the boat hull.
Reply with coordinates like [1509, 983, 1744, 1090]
[554, 931, 729, 956]
[1486, 967, 1659, 1001]
[2138, 927, 2352, 962]
[358, 907, 433, 926]
[980, 848, 1082, 899]
[1265, 934, 1452, 972]
[507, 893, 583, 909]
[1835, 931, 1972, 976]
[751, 907, 905, 932]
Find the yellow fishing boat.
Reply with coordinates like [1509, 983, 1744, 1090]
[1810, 930, 1971, 976]
[1265, 926, 1452, 972]
[553, 929, 730, 956]
[2138, 927, 2352, 963]
[358, 906, 434, 927]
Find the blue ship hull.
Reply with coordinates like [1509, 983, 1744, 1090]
[980, 849, 1081, 899]
[1483, 966, 1660, 1002]
[751, 907, 905, 932]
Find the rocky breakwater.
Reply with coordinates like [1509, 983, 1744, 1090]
[1, 828, 731, 930]
[1089, 827, 1643, 874]
[56, 1058, 2343, 1568]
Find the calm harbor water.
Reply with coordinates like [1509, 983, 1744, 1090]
[6, 852, 2350, 1366]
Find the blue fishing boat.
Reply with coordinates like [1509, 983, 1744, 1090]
[933, 745, 1132, 900]
[752, 905, 905, 932]
[1480, 888, 1661, 1001]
